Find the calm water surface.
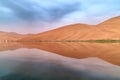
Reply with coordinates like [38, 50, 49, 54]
[0, 42, 120, 80]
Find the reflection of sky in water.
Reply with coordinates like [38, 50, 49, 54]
[0, 48, 120, 80]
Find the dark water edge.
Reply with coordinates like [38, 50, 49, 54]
[1, 74, 120, 80]
[16, 39, 120, 43]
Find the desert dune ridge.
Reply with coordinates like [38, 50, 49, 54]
[1, 16, 120, 41]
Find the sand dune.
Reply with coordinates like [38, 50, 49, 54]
[19, 24, 94, 40]
[0, 31, 26, 40]
[19, 16, 120, 41]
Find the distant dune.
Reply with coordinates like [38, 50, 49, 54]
[19, 16, 120, 41]
[0, 31, 30, 40]
[1, 16, 120, 41]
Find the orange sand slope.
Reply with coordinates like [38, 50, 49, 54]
[20, 16, 120, 41]
[0, 31, 27, 40]
[0, 31, 32, 40]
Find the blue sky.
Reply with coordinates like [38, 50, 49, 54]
[0, 0, 120, 33]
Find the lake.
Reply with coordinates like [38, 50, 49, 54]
[0, 42, 120, 80]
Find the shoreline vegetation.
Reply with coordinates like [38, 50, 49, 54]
[17, 40, 120, 43]
[1, 40, 120, 43]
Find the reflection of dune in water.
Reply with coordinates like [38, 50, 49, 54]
[1, 42, 120, 66]
[20, 42, 120, 66]
[0, 49, 120, 79]
[0, 42, 25, 51]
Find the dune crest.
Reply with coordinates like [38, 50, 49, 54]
[0, 31, 32, 41]
[19, 16, 120, 41]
